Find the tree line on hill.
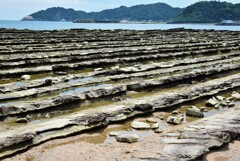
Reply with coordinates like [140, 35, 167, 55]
[23, 1, 240, 23]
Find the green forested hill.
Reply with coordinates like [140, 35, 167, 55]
[29, 8, 89, 21]
[173, 1, 240, 23]
[24, 1, 240, 23]
[25, 3, 182, 21]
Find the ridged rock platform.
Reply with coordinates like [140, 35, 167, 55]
[0, 28, 240, 160]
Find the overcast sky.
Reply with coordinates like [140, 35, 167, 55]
[1, 0, 239, 20]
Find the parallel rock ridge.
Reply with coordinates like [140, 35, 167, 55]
[0, 28, 240, 159]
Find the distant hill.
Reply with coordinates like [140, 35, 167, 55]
[172, 1, 240, 23]
[23, 3, 182, 21]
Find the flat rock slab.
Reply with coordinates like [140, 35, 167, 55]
[116, 134, 139, 143]
[146, 118, 158, 123]
[131, 121, 151, 129]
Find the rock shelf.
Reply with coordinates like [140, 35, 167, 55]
[162, 106, 240, 161]
[0, 28, 240, 159]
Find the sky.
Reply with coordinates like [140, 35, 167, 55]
[0, 0, 239, 20]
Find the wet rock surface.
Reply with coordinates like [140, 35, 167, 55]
[0, 28, 240, 160]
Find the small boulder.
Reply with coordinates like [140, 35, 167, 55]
[216, 96, 225, 101]
[16, 118, 28, 123]
[116, 134, 139, 143]
[166, 116, 182, 125]
[186, 107, 204, 118]
[220, 101, 228, 107]
[228, 102, 235, 107]
[21, 75, 31, 80]
[206, 98, 219, 107]
[131, 121, 151, 129]
[231, 91, 240, 100]
[225, 98, 232, 103]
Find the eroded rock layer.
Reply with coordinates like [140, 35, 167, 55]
[0, 28, 240, 159]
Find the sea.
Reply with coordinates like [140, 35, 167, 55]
[0, 20, 240, 31]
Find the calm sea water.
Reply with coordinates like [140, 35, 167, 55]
[0, 20, 239, 31]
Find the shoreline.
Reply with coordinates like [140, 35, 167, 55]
[0, 20, 240, 31]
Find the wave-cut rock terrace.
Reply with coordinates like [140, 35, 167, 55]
[0, 28, 240, 161]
